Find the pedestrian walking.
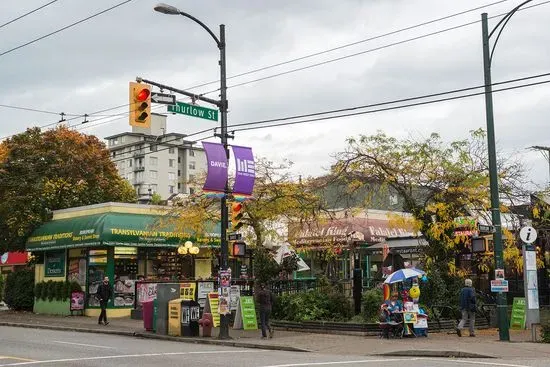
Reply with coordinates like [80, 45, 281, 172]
[97, 276, 112, 325]
[256, 283, 274, 339]
[457, 278, 476, 337]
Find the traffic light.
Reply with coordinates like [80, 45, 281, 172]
[471, 235, 494, 254]
[129, 81, 151, 128]
[231, 202, 244, 231]
[232, 241, 246, 257]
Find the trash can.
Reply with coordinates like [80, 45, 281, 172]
[168, 298, 183, 336]
[181, 300, 200, 337]
[142, 301, 154, 331]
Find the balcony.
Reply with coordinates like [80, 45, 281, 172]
[133, 166, 145, 172]
[133, 151, 145, 158]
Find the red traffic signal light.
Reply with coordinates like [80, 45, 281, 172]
[129, 82, 151, 128]
[231, 202, 244, 230]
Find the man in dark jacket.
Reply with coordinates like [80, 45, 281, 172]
[457, 278, 476, 337]
[97, 276, 112, 325]
[256, 283, 274, 339]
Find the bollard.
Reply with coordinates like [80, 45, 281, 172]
[199, 313, 213, 337]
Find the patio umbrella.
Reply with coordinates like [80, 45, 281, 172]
[384, 267, 425, 284]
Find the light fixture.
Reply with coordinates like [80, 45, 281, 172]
[184, 240, 193, 249]
[177, 245, 188, 255]
[153, 3, 180, 15]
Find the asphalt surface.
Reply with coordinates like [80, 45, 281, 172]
[0, 326, 549, 367]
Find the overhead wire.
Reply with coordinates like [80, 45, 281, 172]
[0, 0, 134, 57]
[0, 0, 59, 29]
[3, 0, 549, 137]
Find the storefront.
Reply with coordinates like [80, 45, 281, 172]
[0, 251, 29, 276]
[25, 202, 225, 317]
[289, 210, 419, 282]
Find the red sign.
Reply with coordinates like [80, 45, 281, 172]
[0, 252, 28, 266]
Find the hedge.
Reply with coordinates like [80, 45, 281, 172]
[4, 268, 35, 311]
[34, 280, 82, 302]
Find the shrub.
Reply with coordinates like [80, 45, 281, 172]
[34, 280, 82, 302]
[362, 288, 383, 322]
[4, 268, 34, 311]
[272, 287, 352, 322]
[0, 275, 4, 302]
[541, 324, 550, 343]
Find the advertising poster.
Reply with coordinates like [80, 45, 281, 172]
[136, 283, 157, 308]
[528, 289, 540, 310]
[70, 291, 85, 311]
[230, 285, 240, 311]
[197, 282, 214, 308]
[45, 251, 65, 277]
[180, 282, 196, 301]
[202, 142, 228, 193]
[204, 292, 220, 327]
[525, 251, 537, 270]
[231, 145, 255, 196]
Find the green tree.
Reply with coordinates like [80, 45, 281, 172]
[150, 192, 163, 205]
[332, 129, 526, 276]
[0, 126, 137, 252]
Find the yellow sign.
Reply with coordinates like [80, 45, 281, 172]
[205, 292, 220, 327]
[180, 282, 196, 300]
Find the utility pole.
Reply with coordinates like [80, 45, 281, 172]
[480, 0, 534, 341]
[481, 12, 509, 341]
[154, 3, 231, 339]
[530, 146, 550, 186]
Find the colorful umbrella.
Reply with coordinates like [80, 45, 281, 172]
[384, 267, 425, 284]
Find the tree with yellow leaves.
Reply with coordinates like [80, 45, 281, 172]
[332, 129, 527, 277]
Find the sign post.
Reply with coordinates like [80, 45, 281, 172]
[519, 226, 540, 329]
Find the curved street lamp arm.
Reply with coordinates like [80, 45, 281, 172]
[488, 0, 533, 64]
[178, 11, 221, 48]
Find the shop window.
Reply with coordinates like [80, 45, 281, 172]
[88, 249, 108, 308]
[114, 247, 138, 308]
[67, 248, 87, 288]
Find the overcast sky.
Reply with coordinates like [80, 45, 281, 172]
[1, 0, 549, 191]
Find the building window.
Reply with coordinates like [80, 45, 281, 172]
[149, 144, 157, 152]
[169, 159, 175, 168]
[189, 161, 196, 170]
[112, 151, 116, 158]
[178, 157, 181, 163]
[112, 138, 119, 146]
[189, 174, 195, 182]
[169, 148, 175, 154]
[168, 172, 176, 180]
[189, 150, 195, 157]
[150, 184, 158, 192]
[135, 171, 144, 181]
[128, 159, 132, 168]
[178, 170, 181, 176]
[169, 185, 175, 194]
[149, 157, 158, 166]
[189, 188, 195, 195]
[150, 170, 158, 179]
[177, 183, 181, 190]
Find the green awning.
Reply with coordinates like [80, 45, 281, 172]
[26, 212, 221, 251]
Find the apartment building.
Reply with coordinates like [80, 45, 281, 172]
[105, 113, 207, 202]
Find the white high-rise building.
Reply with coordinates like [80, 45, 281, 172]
[105, 113, 207, 202]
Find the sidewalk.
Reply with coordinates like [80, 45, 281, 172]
[0, 311, 548, 359]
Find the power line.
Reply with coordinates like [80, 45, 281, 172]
[0, 0, 59, 29]
[111, 72, 550, 163]
[226, 71, 550, 130]
[0, 0, 134, 57]
[0, 103, 77, 116]
[5, 1, 549, 136]
[221, 0, 550, 91]
[184, 0, 510, 91]
[231, 79, 550, 133]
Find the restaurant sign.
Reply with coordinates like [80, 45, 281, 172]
[290, 217, 417, 246]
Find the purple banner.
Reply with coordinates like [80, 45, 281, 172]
[231, 145, 255, 195]
[202, 142, 228, 193]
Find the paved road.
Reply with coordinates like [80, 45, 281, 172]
[0, 326, 548, 367]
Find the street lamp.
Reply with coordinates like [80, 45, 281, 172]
[481, 0, 532, 342]
[154, 3, 231, 339]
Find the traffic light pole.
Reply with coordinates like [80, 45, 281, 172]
[152, 4, 231, 339]
[480, 0, 532, 342]
[217, 24, 232, 340]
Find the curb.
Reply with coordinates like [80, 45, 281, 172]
[0, 322, 309, 353]
[376, 350, 496, 359]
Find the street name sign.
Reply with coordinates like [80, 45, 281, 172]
[151, 92, 176, 105]
[168, 101, 218, 121]
[228, 233, 242, 241]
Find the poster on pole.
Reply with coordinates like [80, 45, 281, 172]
[197, 281, 214, 308]
[231, 145, 255, 196]
[202, 142, 228, 193]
